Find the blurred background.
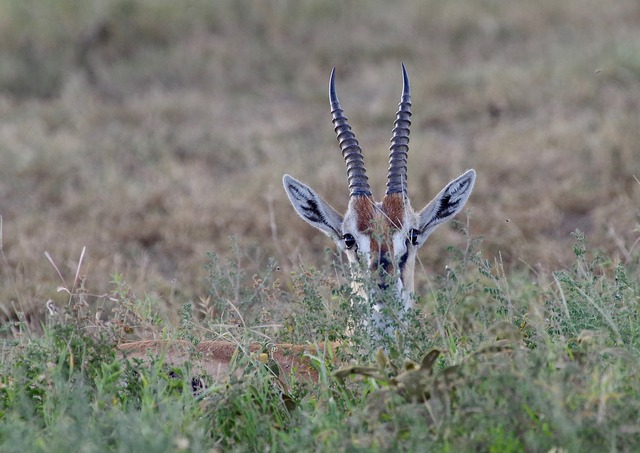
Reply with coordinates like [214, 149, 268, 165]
[0, 0, 638, 324]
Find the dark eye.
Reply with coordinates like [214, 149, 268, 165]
[409, 229, 420, 246]
[343, 233, 356, 250]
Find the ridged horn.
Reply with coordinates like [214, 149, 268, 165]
[386, 63, 412, 196]
[330, 68, 371, 198]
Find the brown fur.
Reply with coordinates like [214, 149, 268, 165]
[381, 193, 405, 230]
[352, 195, 376, 233]
[350, 194, 408, 275]
[119, 340, 342, 383]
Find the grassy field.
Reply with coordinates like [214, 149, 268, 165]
[0, 0, 639, 451]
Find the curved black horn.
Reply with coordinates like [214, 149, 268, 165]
[386, 63, 412, 196]
[330, 68, 371, 198]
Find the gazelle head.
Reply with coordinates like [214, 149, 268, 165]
[283, 65, 475, 336]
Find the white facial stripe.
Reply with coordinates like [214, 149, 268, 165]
[341, 213, 371, 263]
[392, 231, 407, 260]
[355, 231, 371, 264]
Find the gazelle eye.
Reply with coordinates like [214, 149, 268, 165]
[410, 229, 420, 246]
[343, 233, 356, 250]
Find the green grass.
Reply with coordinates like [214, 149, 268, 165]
[2, 232, 640, 452]
[0, 0, 639, 451]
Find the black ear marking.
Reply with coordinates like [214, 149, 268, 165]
[433, 193, 460, 222]
[300, 200, 324, 224]
[431, 172, 474, 224]
[288, 183, 324, 224]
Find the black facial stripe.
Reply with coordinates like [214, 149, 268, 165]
[379, 253, 391, 271]
[398, 249, 409, 272]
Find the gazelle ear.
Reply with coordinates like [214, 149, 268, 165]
[415, 169, 476, 247]
[283, 174, 344, 243]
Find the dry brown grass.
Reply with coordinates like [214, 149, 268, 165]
[0, 0, 639, 324]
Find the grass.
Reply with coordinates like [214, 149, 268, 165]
[0, 0, 639, 451]
[2, 231, 640, 452]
